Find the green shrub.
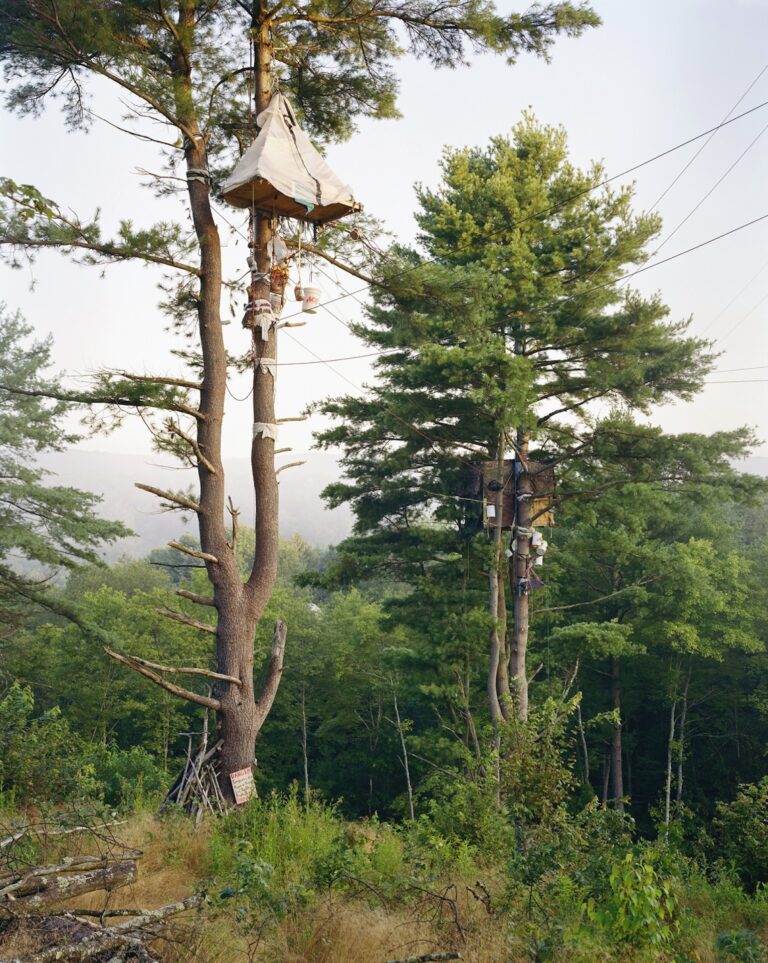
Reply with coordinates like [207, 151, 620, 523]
[0, 682, 97, 803]
[207, 786, 353, 922]
[584, 850, 679, 949]
[712, 780, 768, 889]
[716, 929, 767, 963]
[88, 744, 166, 808]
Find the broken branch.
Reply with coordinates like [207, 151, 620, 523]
[254, 620, 287, 728]
[156, 606, 217, 634]
[135, 482, 201, 513]
[276, 460, 306, 475]
[115, 650, 240, 687]
[103, 647, 221, 709]
[176, 589, 215, 607]
[167, 541, 217, 563]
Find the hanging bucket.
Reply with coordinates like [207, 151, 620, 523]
[270, 292, 283, 317]
[294, 284, 304, 301]
[302, 286, 321, 314]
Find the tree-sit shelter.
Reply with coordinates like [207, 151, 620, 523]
[221, 92, 361, 224]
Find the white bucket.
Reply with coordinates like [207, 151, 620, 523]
[302, 286, 321, 314]
[294, 284, 304, 301]
[270, 292, 283, 317]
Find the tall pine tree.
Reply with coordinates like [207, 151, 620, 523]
[316, 117, 754, 725]
[0, 1, 598, 801]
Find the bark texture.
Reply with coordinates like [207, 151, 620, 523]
[611, 657, 624, 810]
[510, 431, 532, 722]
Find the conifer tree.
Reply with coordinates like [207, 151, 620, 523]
[0, 305, 126, 627]
[0, 0, 598, 801]
[315, 118, 757, 724]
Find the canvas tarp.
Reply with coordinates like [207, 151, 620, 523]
[221, 92, 360, 223]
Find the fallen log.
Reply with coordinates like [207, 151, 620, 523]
[0, 895, 201, 962]
[1, 861, 137, 910]
[384, 955, 462, 963]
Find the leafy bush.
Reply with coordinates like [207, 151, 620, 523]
[0, 683, 166, 808]
[584, 850, 679, 949]
[712, 780, 768, 889]
[207, 786, 354, 922]
[716, 929, 767, 963]
[0, 682, 96, 803]
[88, 744, 166, 808]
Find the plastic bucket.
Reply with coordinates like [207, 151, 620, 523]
[294, 284, 304, 301]
[270, 292, 283, 317]
[302, 286, 321, 314]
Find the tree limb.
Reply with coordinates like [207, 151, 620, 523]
[0, 383, 204, 420]
[275, 460, 306, 475]
[156, 606, 217, 634]
[0, 234, 200, 275]
[285, 238, 378, 287]
[165, 420, 217, 474]
[135, 483, 201, 513]
[176, 589, 215, 606]
[254, 620, 287, 728]
[533, 578, 657, 615]
[167, 541, 217, 563]
[117, 650, 241, 686]
[103, 647, 221, 709]
[119, 372, 202, 390]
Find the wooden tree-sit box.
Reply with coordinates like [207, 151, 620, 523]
[459, 459, 555, 529]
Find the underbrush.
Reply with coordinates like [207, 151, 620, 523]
[195, 789, 768, 962]
[1, 791, 767, 962]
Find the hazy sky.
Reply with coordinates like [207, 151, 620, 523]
[2, 0, 768, 475]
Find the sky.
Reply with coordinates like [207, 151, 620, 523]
[2, 0, 768, 474]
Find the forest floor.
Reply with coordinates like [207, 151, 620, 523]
[15, 807, 762, 963]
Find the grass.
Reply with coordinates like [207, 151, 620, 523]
[1, 798, 767, 962]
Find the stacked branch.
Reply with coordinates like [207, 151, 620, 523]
[0, 820, 201, 961]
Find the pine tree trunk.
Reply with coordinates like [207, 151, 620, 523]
[301, 686, 310, 807]
[487, 434, 507, 725]
[496, 575, 511, 716]
[510, 431, 532, 721]
[171, 5, 283, 805]
[664, 698, 677, 839]
[217, 609, 258, 787]
[611, 657, 624, 810]
[676, 662, 691, 803]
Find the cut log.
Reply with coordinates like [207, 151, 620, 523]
[1, 896, 201, 962]
[2, 861, 137, 910]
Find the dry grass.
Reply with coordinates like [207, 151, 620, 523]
[4, 811, 765, 963]
[39, 811, 512, 962]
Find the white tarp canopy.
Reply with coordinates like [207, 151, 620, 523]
[221, 92, 360, 223]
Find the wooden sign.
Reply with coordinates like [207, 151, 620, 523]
[230, 767, 256, 805]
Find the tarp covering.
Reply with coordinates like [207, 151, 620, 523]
[221, 92, 360, 223]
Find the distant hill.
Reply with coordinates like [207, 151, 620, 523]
[39, 449, 353, 559]
[37, 450, 768, 562]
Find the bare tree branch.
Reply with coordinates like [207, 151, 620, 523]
[167, 541, 218, 563]
[117, 650, 241, 686]
[135, 483, 201, 513]
[103, 647, 221, 709]
[176, 589, 215, 607]
[254, 620, 287, 727]
[285, 237, 377, 286]
[156, 606, 217, 635]
[275, 460, 306, 475]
